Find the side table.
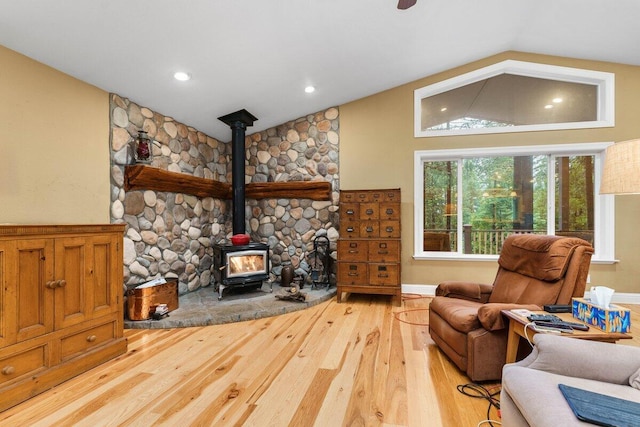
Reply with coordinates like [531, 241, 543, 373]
[502, 309, 632, 364]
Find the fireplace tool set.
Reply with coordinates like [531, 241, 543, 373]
[307, 235, 332, 289]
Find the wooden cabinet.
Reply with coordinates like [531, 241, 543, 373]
[337, 189, 401, 305]
[0, 224, 127, 411]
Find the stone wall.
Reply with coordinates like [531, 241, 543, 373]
[244, 109, 340, 279]
[109, 94, 339, 295]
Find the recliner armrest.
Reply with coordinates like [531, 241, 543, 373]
[516, 334, 640, 385]
[435, 281, 493, 302]
[477, 303, 541, 331]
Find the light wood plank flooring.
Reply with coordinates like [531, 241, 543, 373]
[1, 295, 638, 426]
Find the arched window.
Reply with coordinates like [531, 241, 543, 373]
[414, 60, 614, 137]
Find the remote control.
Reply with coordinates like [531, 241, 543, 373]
[528, 314, 561, 322]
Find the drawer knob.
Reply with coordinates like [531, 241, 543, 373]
[366, 227, 374, 232]
[1, 366, 15, 375]
[46, 280, 57, 289]
[366, 209, 374, 215]
[346, 209, 354, 215]
[347, 227, 354, 232]
[86, 335, 97, 343]
[58, 279, 67, 288]
[386, 227, 394, 232]
[386, 209, 394, 215]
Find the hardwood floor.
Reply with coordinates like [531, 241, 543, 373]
[1, 296, 638, 427]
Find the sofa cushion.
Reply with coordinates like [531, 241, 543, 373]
[498, 234, 588, 282]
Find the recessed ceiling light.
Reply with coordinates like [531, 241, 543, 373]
[174, 71, 191, 81]
[440, 107, 448, 112]
[304, 85, 315, 93]
[544, 104, 554, 109]
[553, 97, 563, 103]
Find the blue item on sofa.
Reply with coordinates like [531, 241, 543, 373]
[559, 384, 640, 427]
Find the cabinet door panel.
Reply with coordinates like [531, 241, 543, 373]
[0, 242, 17, 347]
[55, 237, 88, 329]
[16, 239, 54, 342]
[89, 234, 120, 318]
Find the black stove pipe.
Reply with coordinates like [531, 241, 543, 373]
[217, 109, 258, 235]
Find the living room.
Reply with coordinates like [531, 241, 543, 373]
[2, 1, 640, 425]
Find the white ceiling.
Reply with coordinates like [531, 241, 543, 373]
[1, 0, 639, 142]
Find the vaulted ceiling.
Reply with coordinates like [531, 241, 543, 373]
[1, 0, 639, 141]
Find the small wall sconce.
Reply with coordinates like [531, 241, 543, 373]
[135, 131, 152, 163]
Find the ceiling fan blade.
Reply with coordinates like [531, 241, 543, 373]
[397, 0, 417, 9]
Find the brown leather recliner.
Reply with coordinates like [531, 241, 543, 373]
[428, 234, 594, 382]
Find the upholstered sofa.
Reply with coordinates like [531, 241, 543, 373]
[429, 234, 594, 381]
[501, 334, 640, 426]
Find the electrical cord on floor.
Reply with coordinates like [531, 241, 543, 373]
[456, 383, 502, 427]
[392, 294, 432, 325]
[523, 321, 537, 348]
[393, 308, 429, 326]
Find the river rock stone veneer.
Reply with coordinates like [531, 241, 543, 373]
[109, 94, 339, 296]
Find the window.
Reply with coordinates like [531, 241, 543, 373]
[414, 60, 615, 137]
[414, 143, 615, 262]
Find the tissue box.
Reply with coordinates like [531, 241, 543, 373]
[572, 297, 631, 333]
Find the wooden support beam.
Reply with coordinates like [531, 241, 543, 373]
[123, 165, 332, 201]
[124, 165, 232, 199]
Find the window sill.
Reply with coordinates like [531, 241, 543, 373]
[413, 253, 618, 264]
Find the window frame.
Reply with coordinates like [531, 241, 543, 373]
[413, 142, 615, 263]
[414, 60, 615, 138]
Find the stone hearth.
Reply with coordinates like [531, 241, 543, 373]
[124, 284, 336, 329]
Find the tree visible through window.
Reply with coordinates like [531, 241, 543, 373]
[416, 144, 611, 260]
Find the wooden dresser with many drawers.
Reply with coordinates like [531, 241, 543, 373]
[336, 188, 401, 305]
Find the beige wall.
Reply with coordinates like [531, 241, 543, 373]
[3, 44, 639, 293]
[341, 51, 640, 293]
[0, 45, 110, 224]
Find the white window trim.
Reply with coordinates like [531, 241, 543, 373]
[414, 60, 615, 138]
[413, 142, 615, 263]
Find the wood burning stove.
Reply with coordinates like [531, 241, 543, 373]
[212, 242, 270, 300]
[213, 109, 272, 300]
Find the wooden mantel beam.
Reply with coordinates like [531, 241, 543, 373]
[124, 165, 232, 199]
[245, 181, 332, 200]
[123, 165, 332, 201]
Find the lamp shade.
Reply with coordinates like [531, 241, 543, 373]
[600, 139, 640, 195]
